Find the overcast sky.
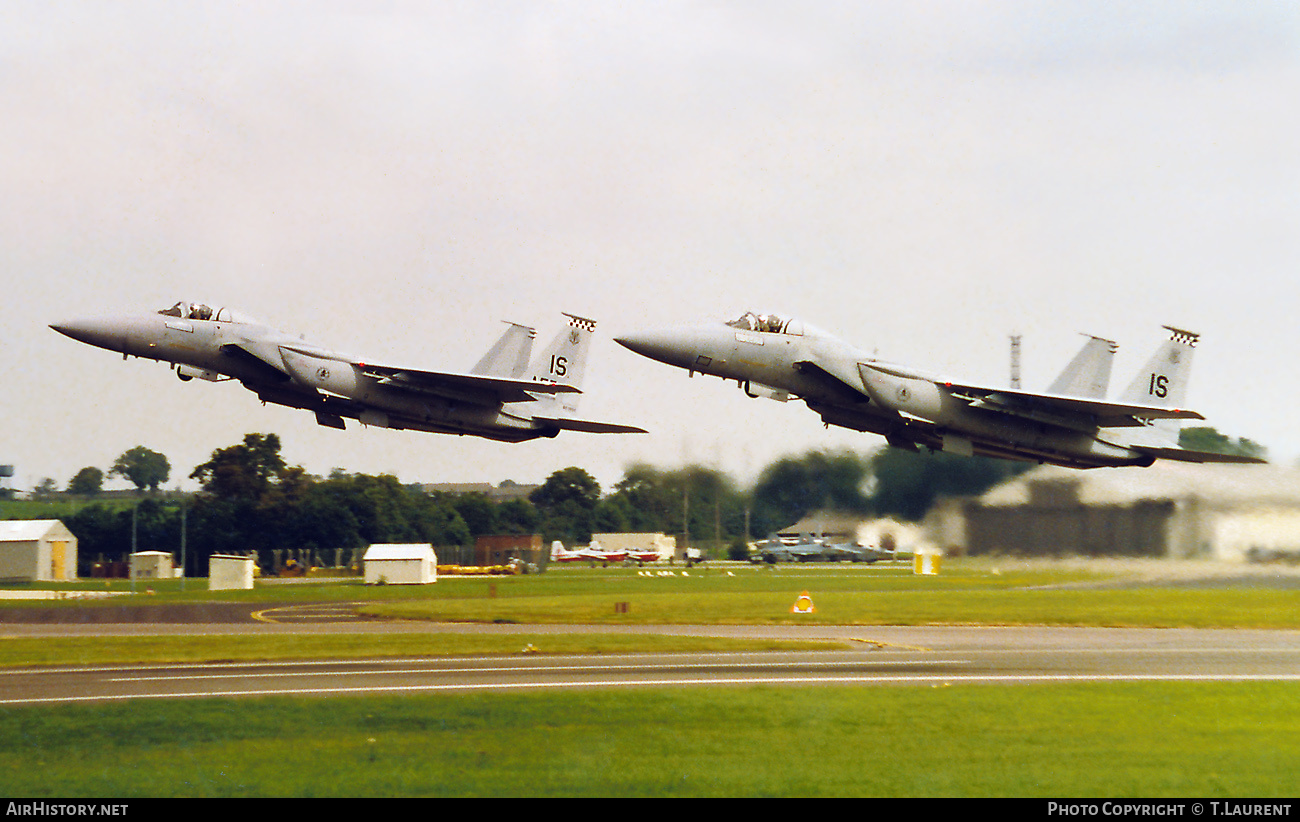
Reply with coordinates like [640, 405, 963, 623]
[3, 1, 1297, 495]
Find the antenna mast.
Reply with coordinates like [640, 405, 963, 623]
[1009, 334, 1022, 389]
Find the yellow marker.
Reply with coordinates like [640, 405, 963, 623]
[913, 553, 941, 575]
[791, 591, 815, 614]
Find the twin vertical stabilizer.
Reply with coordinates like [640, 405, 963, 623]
[1047, 334, 1118, 399]
[526, 313, 596, 416]
[1112, 326, 1198, 449]
[472, 322, 536, 378]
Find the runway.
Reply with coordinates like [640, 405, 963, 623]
[0, 623, 1296, 705]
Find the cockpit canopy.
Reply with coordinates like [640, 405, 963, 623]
[157, 301, 258, 325]
[726, 311, 802, 336]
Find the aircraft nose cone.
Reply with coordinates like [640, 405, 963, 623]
[614, 329, 695, 367]
[49, 317, 129, 352]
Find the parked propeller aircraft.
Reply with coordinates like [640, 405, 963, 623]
[549, 540, 628, 564]
[51, 301, 646, 442]
[616, 312, 1263, 469]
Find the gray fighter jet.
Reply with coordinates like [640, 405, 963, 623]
[51, 301, 646, 442]
[616, 312, 1262, 468]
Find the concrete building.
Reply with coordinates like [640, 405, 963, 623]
[0, 520, 77, 582]
[475, 534, 544, 567]
[422, 481, 540, 503]
[363, 543, 437, 584]
[928, 463, 1300, 561]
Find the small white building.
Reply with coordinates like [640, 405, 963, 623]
[129, 551, 174, 580]
[209, 554, 256, 590]
[363, 543, 437, 585]
[0, 520, 77, 582]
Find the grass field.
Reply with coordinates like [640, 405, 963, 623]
[2, 558, 1297, 797]
[0, 633, 844, 668]
[354, 561, 1300, 629]
[10, 559, 1300, 629]
[0, 682, 1294, 797]
[0, 497, 141, 519]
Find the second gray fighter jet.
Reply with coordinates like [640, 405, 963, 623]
[616, 311, 1260, 468]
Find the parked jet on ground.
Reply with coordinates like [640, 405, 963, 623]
[616, 312, 1263, 469]
[51, 301, 646, 442]
[752, 534, 889, 564]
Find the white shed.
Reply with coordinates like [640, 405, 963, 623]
[129, 551, 173, 580]
[0, 520, 77, 581]
[209, 554, 256, 590]
[363, 543, 437, 585]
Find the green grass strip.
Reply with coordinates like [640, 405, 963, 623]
[0, 634, 843, 668]
[365, 586, 1300, 628]
[0, 682, 1294, 797]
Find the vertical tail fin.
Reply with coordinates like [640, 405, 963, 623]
[1047, 333, 1117, 398]
[527, 313, 596, 414]
[472, 321, 535, 377]
[1115, 325, 1198, 448]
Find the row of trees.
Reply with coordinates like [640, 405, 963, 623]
[49, 427, 1265, 574]
[32, 446, 172, 499]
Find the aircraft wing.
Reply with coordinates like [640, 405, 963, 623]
[533, 416, 649, 434]
[359, 363, 581, 405]
[937, 381, 1205, 428]
[277, 342, 580, 405]
[818, 357, 1200, 428]
[1126, 446, 1267, 465]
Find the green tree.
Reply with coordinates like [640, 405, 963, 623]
[110, 446, 170, 492]
[608, 464, 678, 533]
[64, 503, 128, 562]
[494, 498, 540, 535]
[606, 463, 749, 541]
[1179, 427, 1268, 461]
[868, 449, 1031, 521]
[67, 466, 104, 496]
[531, 467, 601, 510]
[450, 493, 499, 537]
[530, 467, 601, 543]
[190, 433, 288, 503]
[751, 450, 872, 534]
[188, 434, 314, 561]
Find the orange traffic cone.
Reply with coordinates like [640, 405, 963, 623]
[791, 591, 815, 614]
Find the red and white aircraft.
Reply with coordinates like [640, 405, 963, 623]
[549, 540, 628, 564]
[625, 547, 664, 565]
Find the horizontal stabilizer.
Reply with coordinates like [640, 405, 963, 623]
[1129, 446, 1267, 465]
[534, 416, 648, 435]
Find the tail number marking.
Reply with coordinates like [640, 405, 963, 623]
[550, 355, 568, 377]
[1148, 374, 1169, 399]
